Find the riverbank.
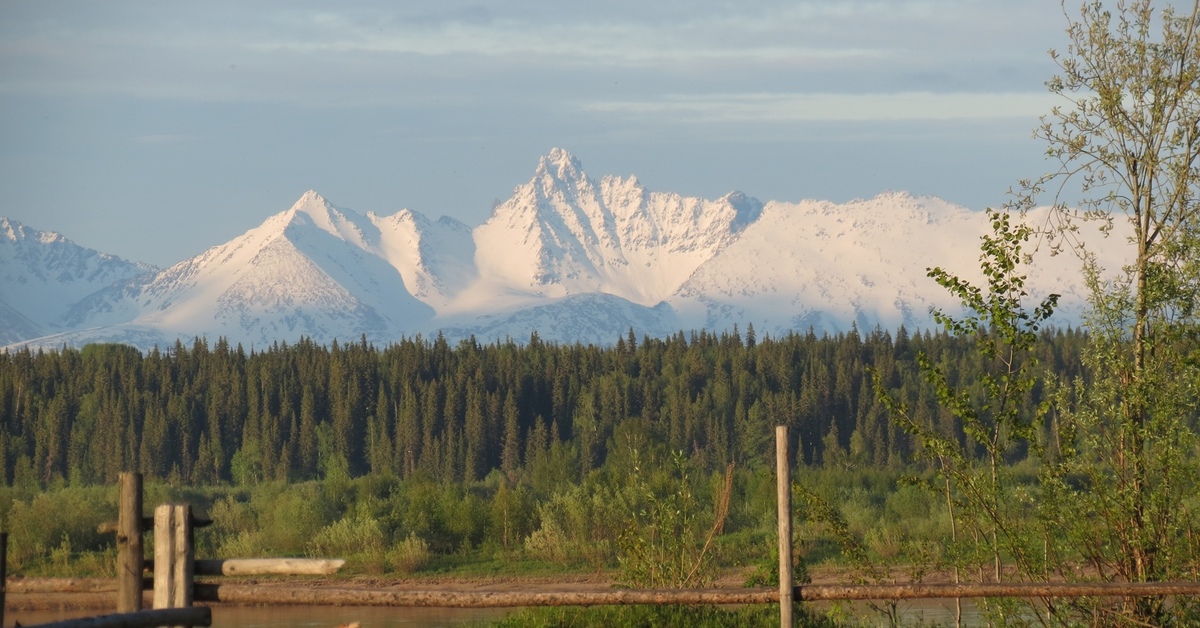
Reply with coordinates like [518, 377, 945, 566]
[3, 565, 927, 612]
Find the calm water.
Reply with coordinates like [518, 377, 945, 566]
[7, 605, 512, 627]
[9, 599, 996, 627]
[811, 599, 987, 626]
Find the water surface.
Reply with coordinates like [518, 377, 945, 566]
[8, 605, 511, 627]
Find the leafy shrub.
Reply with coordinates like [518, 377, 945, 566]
[386, 533, 431, 574]
[258, 482, 338, 553]
[217, 530, 262, 559]
[523, 482, 621, 568]
[523, 518, 570, 564]
[310, 503, 386, 573]
[3, 487, 114, 571]
[615, 449, 733, 589]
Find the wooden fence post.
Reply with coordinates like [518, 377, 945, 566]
[2, 530, 8, 628]
[776, 425, 793, 628]
[174, 504, 194, 610]
[153, 504, 174, 610]
[153, 503, 194, 613]
[117, 472, 143, 612]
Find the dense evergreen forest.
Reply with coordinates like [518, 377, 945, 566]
[0, 326, 1088, 489]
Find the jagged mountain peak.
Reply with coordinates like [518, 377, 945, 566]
[0, 216, 155, 273]
[534, 148, 589, 188]
[275, 190, 382, 252]
[287, 189, 340, 220]
[468, 152, 773, 310]
[295, 188, 328, 205]
[2, 216, 66, 246]
[538, 147, 583, 173]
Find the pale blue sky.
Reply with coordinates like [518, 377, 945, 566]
[1, 1, 1070, 267]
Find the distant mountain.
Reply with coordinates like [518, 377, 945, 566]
[671, 193, 1110, 336]
[0, 217, 155, 345]
[469, 148, 760, 309]
[2, 149, 1128, 351]
[53, 191, 436, 349]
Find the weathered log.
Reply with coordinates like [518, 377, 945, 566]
[191, 581, 1200, 608]
[193, 584, 780, 607]
[795, 581, 1200, 601]
[14, 577, 1199, 604]
[26, 606, 211, 628]
[192, 558, 345, 576]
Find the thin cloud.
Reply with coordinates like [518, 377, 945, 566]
[583, 92, 1063, 122]
[246, 22, 888, 66]
[0, 1, 1059, 104]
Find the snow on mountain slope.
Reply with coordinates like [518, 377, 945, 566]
[465, 148, 759, 312]
[0, 298, 43, 345]
[670, 193, 972, 335]
[437, 293, 679, 346]
[57, 192, 435, 348]
[0, 217, 155, 343]
[368, 209, 475, 311]
[671, 192, 1128, 336]
[4, 149, 1136, 351]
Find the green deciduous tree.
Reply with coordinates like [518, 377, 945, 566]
[874, 209, 1059, 625]
[887, 1, 1200, 624]
[1021, 0, 1200, 623]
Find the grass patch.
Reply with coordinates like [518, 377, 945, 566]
[420, 551, 589, 578]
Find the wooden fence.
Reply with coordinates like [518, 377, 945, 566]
[5, 426, 1200, 628]
[7, 472, 342, 628]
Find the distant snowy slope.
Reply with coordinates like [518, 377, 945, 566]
[368, 209, 476, 311]
[0, 217, 154, 344]
[437, 293, 679, 346]
[671, 193, 1127, 336]
[58, 192, 435, 348]
[672, 193, 984, 335]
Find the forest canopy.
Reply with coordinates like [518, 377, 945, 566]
[0, 328, 1090, 490]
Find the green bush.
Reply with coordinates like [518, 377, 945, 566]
[310, 502, 387, 573]
[3, 486, 114, 571]
[386, 533, 431, 574]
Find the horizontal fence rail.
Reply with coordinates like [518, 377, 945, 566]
[188, 581, 1200, 608]
[13, 579, 1200, 608]
[795, 582, 1200, 601]
[193, 584, 781, 607]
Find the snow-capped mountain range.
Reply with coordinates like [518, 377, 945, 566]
[2, 148, 1126, 350]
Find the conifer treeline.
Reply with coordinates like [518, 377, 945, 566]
[0, 326, 1088, 488]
